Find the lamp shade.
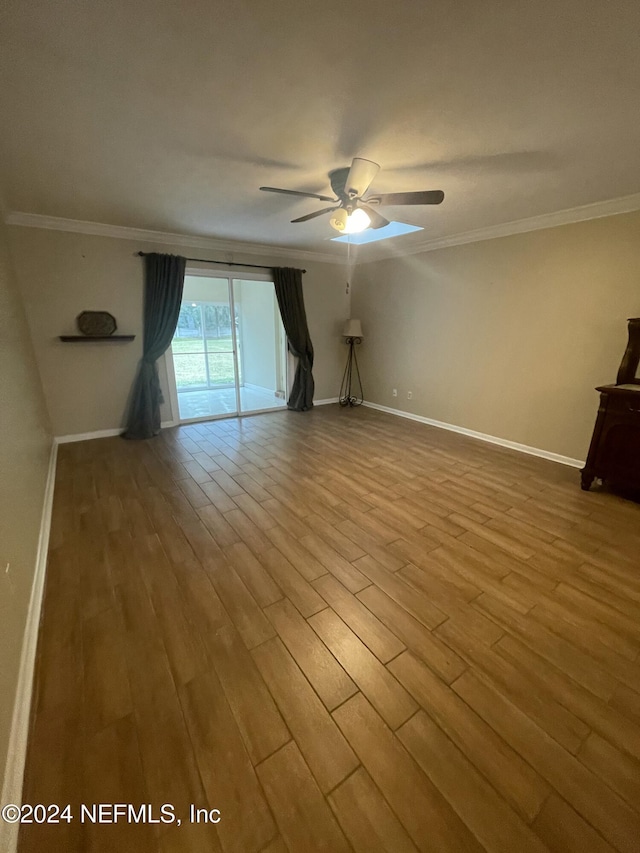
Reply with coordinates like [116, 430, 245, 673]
[343, 318, 363, 338]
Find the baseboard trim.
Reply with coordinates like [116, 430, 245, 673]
[55, 421, 176, 443]
[55, 427, 122, 443]
[362, 401, 585, 469]
[0, 440, 58, 853]
[314, 397, 339, 405]
[55, 408, 348, 441]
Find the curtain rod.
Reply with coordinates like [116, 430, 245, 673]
[136, 251, 306, 273]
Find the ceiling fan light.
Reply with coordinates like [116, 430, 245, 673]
[344, 208, 371, 233]
[330, 208, 349, 232]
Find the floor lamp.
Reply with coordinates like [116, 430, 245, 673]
[339, 319, 364, 407]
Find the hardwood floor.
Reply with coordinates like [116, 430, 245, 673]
[19, 405, 640, 852]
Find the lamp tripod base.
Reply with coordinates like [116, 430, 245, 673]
[339, 337, 363, 407]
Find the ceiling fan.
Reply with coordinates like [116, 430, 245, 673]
[259, 158, 444, 233]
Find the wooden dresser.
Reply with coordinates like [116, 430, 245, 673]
[581, 318, 640, 491]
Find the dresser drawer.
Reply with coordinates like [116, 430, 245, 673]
[605, 394, 640, 416]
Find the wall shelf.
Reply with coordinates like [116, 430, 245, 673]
[59, 335, 136, 342]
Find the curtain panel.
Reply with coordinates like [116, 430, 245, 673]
[123, 253, 186, 439]
[273, 267, 315, 411]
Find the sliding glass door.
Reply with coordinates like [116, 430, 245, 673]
[167, 271, 287, 422]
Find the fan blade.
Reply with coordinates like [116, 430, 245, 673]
[328, 167, 349, 200]
[260, 186, 336, 202]
[344, 158, 380, 198]
[365, 190, 444, 206]
[291, 206, 338, 223]
[358, 203, 389, 230]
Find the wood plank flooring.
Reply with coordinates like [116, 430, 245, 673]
[19, 405, 640, 852]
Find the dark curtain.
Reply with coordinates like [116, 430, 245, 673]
[123, 253, 186, 439]
[273, 267, 315, 411]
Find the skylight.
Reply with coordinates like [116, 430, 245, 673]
[331, 221, 423, 245]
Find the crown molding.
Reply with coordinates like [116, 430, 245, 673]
[6, 190, 640, 265]
[365, 191, 640, 260]
[3, 212, 341, 264]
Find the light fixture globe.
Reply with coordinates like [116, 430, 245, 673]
[329, 208, 349, 231]
[344, 207, 371, 233]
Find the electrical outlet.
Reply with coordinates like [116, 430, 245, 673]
[407, 391, 413, 400]
[392, 388, 398, 397]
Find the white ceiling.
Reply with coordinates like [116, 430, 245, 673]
[1, 0, 640, 258]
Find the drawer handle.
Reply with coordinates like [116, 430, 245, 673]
[628, 405, 640, 413]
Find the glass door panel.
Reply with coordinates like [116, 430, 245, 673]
[233, 279, 287, 414]
[171, 275, 239, 420]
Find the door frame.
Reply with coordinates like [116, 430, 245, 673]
[164, 266, 288, 425]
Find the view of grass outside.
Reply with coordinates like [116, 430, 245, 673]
[172, 337, 237, 388]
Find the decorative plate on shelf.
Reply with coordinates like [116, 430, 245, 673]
[76, 311, 117, 336]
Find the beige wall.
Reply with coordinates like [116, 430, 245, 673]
[351, 210, 640, 461]
[7, 227, 348, 435]
[0, 222, 52, 785]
